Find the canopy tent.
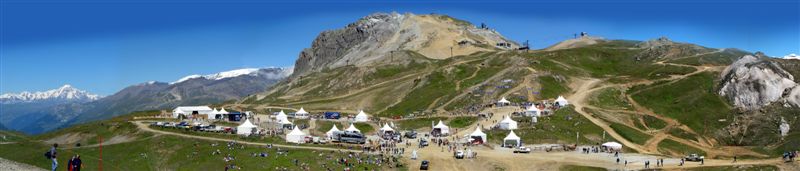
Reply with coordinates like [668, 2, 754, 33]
[354, 110, 369, 122]
[468, 127, 487, 144]
[286, 126, 307, 143]
[275, 110, 289, 123]
[503, 130, 521, 147]
[432, 120, 450, 136]
[601, 142, 623, 151]
[555, 96, 569, 107]
[295, 107, 310, 119]
[345, 123, 361, 133]
[497, 115, 518, 130]
[526, 105, 541, 117]
[236, 119, 258, 135]
[497, 97, 511, 106]
[380, 123, 395, 133]
[172, 106, 213, 118]
[326, 124, 340, 139]
[219, 107, 229, 114]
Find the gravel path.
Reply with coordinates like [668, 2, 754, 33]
[0, 157, 44, 171]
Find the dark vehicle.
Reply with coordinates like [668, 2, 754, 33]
[684, 154, 704, 162]
[324, 112, 341, 119]
[331, 131, 366, 144]
[455, 151, 465, 159]
[420, 160, 429, 170]
[404, 131, 418, 139]
[227, 112, 244, 121]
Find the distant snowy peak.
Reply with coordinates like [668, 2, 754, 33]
[0, 84, 101, 104]
[170, 67, 293, 84]
[783, 53, 799, 60]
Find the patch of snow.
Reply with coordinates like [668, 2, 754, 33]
[783, 53, 799, 60]
[170, 67, 292, 84]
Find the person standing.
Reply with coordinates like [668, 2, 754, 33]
[48, 143, 58, 171]
[67, 155, 74, 171]
[71, 155, 82, 171]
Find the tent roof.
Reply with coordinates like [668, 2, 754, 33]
[327, 124, 340, 133]
[277, 110, 287, 117]
[556, 96, 568, 102]
[238, 119, 256, 128]
[380, 123, 394, 131]
[296, 107, 308, 114]
[287, 126, 306, 136]
[504, 130, 520, 140]
[279, 118, 293, 124]
[434, 120, 449, 129]
[498, 97, 510, 103]
[346, 123, 361, 132]
[500, 115, 517, 124]
[356, 110, 368, 117]
[470, 127, 486, 136]
[174, 106, 213, 112]
[602, 142, 623, 148]
[219, 107, 229, 113]
[526, 105, 540, 112]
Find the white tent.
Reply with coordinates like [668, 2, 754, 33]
[219, 107, 229, 114]
[295, 107, 310, 119]
[497, 97, 511, 106]
[236, 119, 258, 135]
[526, 105, 541, 117]
[555, 96, 569, 107]
[345, 123, 361, 133]
[326, 124, 340, 139]
[601, 142, 623, 151]
[433, 120, 450, 135]
[468, 127, 487, 144]
[503, 130, 521, 147]
[279, 118, 293, 126]
[275, 110, 289, 123]
[497, 115, 518, 130]
[172, 106, 214, 118]
[380, 123, 394, 134]
[286, 126, 307, 143]
[354, 110, 369, 122]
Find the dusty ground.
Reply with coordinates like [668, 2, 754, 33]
[0, 157, 44, 171]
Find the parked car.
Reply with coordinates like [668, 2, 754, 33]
[684, 154, 704, 162]
[420, 139, 429, 147]
[455, 150, 465, 159]
[513, 147, 531, 153]
[420, 160, 429, 170]
[404, 131, 418, 139]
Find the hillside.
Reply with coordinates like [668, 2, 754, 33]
[2, 68, 290, 134]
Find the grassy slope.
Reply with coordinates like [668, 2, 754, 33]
[631, 72, 733, 135]
[589, 87, 632, 110]
[0, 134, 401, 170]
[538, 75, 570, 99]
[609, 123, 652, 145]
[487, 106, 615, 145]
[658, 139, 706, 156]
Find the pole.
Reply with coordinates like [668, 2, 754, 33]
[98, 135, 103, 171]
[576, 132, 579, 144]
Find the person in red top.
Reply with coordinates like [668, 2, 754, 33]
[66, 155, 74, 171]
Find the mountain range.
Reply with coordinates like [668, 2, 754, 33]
[0, 67, 291, 134]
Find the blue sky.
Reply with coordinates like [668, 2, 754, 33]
[2, 0, 798, 95]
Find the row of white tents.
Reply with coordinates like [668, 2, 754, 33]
[496, 96, 570, 108]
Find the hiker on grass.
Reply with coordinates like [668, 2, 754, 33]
[47, 143, 58, 171]
[67, 155, 75, 171]
[71, 155, 82, 171]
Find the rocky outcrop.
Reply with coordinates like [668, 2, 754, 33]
[293, 12, 517, 77]
[719, 54, 800, 110]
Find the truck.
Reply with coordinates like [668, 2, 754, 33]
[331, 131, 366, 144]
[513, 147, 531, 153]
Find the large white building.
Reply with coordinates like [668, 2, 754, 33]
[173, 106, 214, 118]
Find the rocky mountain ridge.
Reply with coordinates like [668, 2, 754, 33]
[293, 12, 518, 77]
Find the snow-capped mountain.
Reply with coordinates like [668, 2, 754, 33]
[0, 85, 100, 104]
[783, 53, 799, 60]
[171, 67, 293, 84]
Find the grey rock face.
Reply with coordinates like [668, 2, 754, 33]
[719, 55, 800, 110]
